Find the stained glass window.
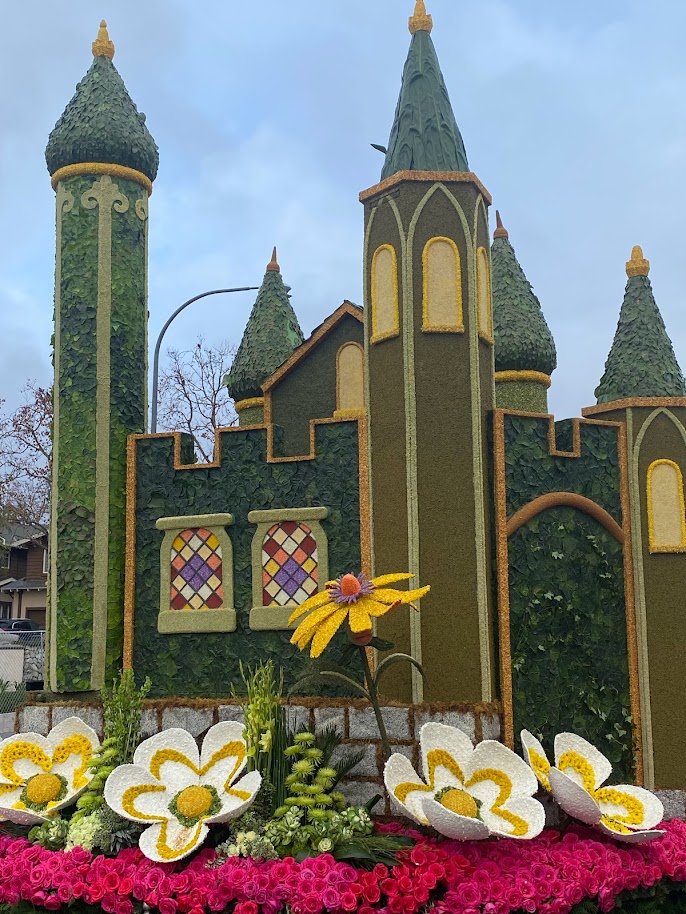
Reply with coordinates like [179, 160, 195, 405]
[262, 521, 319, 607]
[170, 528, 224, 610]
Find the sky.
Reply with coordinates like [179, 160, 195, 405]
[1, 0, 686, 421]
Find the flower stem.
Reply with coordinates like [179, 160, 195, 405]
[359, 646, 392, 761]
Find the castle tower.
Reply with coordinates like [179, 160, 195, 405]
[225, 248, 304, 426]
[45, 22, 158, 692]
[362, 2, 496, 703]
[491, 212, 557, 411]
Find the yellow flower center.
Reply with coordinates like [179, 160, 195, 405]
[25, 773, 63, 806]
[439, 788, 479, 818]
[340, 574, 362, 597]
[175, 785, 214, 819]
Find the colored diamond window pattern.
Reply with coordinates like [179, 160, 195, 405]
[262, 522, 319, 607]
[170, 528, 223, 611]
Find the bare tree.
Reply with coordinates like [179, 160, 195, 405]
[156, 337, 237, 462]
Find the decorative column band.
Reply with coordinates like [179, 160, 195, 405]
[495, 370, 551, 388]
[51, 162, 153, 195]
[234, 397, 265, 413]
[506, 492, 625, 543]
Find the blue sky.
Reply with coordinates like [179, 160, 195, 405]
[1, 0, 686, 420]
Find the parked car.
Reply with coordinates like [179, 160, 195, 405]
[0, 619, 40, 632]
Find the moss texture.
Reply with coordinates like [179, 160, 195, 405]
[381, 30, 468, 180]
[496, 379, 548, 413]
[595, 275, 685, 403]
[225, 268, 304, 402]
[46, 55, 158, 181]
[131, 422, 363, 697]
[491, 234, 556, 374]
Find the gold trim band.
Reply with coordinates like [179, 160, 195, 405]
[51, 163, 153, 196]
[234, 397, 265, 413]
[495, 371, 551, 389]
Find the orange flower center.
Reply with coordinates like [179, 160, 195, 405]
[25, 773, 63, 806]
[439, 788, 479, 819]
[339, 574, 362, 597]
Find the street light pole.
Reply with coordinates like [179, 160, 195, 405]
[149, 286, 259, 433]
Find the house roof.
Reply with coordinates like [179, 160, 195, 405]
[0, 579, 47, 593]
[0, 524, 45, 549]
[262, 301, 363, 393]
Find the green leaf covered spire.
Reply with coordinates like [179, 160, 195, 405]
[380, 2, 469, 181]
[595, 246, 686, 403]
[46, 21, 159, 181]
[491, 213, 557, 375]
[225, 248, 305, 402]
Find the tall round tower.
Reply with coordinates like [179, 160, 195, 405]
[46, 22, 158, 692]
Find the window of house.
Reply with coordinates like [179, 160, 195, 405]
[422, 237, 464, 332]
[248, 508, 329, 630]
[42, 548, 49, 575]
[647, 459, 686, 553]
[371, 245, 399, 343]
[155, 514, 236, 633]
[0, 549, 9, 572]
[335, 342, 365, 417]
[476, 245, 493, 340]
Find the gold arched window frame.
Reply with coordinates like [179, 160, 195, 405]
[335, 341, 365, 418]
[422, 236, 464, 333]
[646, 458, 686, 553]
[476, 245, 493, 342]
[370, 244, 399, 344]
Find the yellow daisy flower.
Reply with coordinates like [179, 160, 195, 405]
[288, 571, 430, 658]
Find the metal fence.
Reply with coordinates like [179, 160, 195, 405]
[0, 631, 44, 717]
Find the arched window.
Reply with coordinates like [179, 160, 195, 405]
[336, 342, 365, 414]
[371, 245, 399, 343]
[476, 245, 492, 340]
[422, 237, 463, 332]
[647, 459, 686, 552]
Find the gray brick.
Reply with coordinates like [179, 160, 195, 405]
[140, 709, 159, 739]
[480, 712, 501, 742]
[333, 743, 379, 778]
[415, 710, 475, 742]
[285, 705, 311, 735]
[314, 706, 345, 736]
[52, 706, 103, 736]
[388, 743, 414, 763]
[161, 707, 213, 736]
[349, 706, 409, 741]
[17, 705, 50, 736]
[341, 780, 384, 808]
[655, 790, 686, 820]
[217, 704, 244, 724]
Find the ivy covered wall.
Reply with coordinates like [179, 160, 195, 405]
[130, 420, 363, 697]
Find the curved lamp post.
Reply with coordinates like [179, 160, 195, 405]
[150, 286, 259, 433]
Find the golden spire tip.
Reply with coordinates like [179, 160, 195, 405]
[409, 0, 433, 34]
[92, 19, 115, 60]
[493, 210, 509, 240]
[267, 246, 280, 273]
[626, 245, 650, 278]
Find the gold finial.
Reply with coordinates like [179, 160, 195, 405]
[266, 246, 280, 273]
[92, 20, 115, 59]
[409, 0, 433, 34]
[626, 245, 650, 278]
[493, 210, 509, 240]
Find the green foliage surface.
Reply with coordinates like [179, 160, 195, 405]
[132, 422, 363, 697]
[595, 274, 686, 403]
[381, 30, 468, 180]
[491, 234, 557, 374]
[503, 414, 633, 779]
[46, 55, 158, 180]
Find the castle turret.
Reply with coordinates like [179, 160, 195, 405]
[46, 22, 158, 692]
[362, 3, 496, 703]
[491, 212, 556, 411]
[225, 248, 304, 425]
[595, 246, 685, 403]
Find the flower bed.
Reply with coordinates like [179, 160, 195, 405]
[1, 820, 686, 914]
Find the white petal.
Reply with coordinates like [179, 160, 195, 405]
[549, 767, 601, 825]
[596, 821, 666, 843]
[199, 722, 247, 792]
[133, 729, 200, 784]
[553, 733, 612, 791]
[0, 803, 47, 825]
[0, 786, 29, 822]
[520, 730, 552, 790]
[48, 718, 100, 791]
[594, 784, 664, 831]
[138, 819, 209, 863]
[105, 765, 171, 824]
[210, 770, 261, 823]
[466, 740, 539, 798]
[420, 723, 473, 785]
[0, 733, 51, 783]
[47, 717, 100, 752]
[383, 753, 430, 825]
[481, 795, 546, 839]
[422, 798, 490, 841]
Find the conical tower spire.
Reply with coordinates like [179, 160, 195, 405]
[595, 247, 685, 403]
[380, 2, 468, 180]
[225, 249, 304, 417]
